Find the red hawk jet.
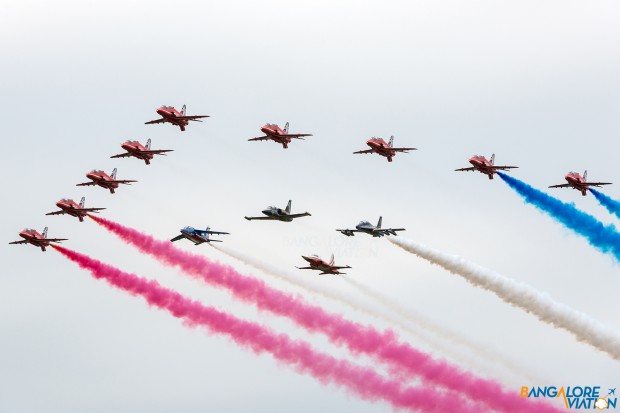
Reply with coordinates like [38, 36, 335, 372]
[353, 136, 417, 162]
[296, 254, 352, 275]
[248, 122, 312, 149]
[76, 168, 137, 194]
[549, 170, 612, 196]
[46, 197, 105, 222]
[9, 227, 67, 252]
[111, 138, 173, 165]
[455, 154, 518, 180]
[145, 104, 209, 131]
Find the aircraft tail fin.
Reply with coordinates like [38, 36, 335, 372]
[42, 227, 48, 238]
[584, 170, 588, 181]
[329, 253, 334, 266]
[79, 197, 85, 208]
[181, 104, 186, 116]
[284, 122, 289, 134]
[490, 153, 495, 165]
[285, 200, 292, 214]
[146, 138, 151, 150]
[388, 136, 394, 147]
[377, 216, 382, 229]
[111, 168, 117, 180]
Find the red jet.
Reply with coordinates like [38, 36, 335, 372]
[76, 168, 137, 194]
[145, 104, 209, 131]
[549, 170, 612, 196]
[455, 154, 518, 180]
[9, 227, 67, 252]
[248, 122, 312, 149]
[296, 254, 352, 275]
[353, 136, 417, 162]
[111, 138, 173, 165]
[46, 196, 106, 222]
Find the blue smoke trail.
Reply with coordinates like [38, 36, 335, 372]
[497, 172, 620, 262]
[590, 188, 620, 220]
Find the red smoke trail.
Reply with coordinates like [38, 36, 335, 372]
[53, 245, 476, 413]
[89, 215, 561, 413]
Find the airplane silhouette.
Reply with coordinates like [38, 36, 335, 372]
[609, 388, 616, 396]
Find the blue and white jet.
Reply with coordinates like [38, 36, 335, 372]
[337, 216, 405, 237]
[170, 226, 229, 245]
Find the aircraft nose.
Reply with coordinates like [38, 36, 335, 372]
[262, 209, 270, 215]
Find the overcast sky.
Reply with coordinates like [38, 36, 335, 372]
[1, 1, 619, 412]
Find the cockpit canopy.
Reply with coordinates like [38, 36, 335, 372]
[161, 105, 174, 110]
[60, 198, 71, 202]
[358, 221, 371, 226]
[182, 226, 195, 232]
[90, 169, 104, 173]
[265, 123, 277, 127]
[22, 228, 35, 232]
[569, 171, 579, 175]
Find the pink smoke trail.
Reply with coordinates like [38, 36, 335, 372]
[53, 245, 475, 413]
[89, 215, 561, 413]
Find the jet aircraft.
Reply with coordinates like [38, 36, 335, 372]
[111, 138, 173, 165]
[170, 226, 229, 245]
[9, 227, 67, 252]
[46, 197, 105, 222]
[248, 122, 312, 149]
[548, 170, 612, 196]
[353, 136, 416, 162]
[244, 200, 311, 222]
[76, 168, 137, 194]
[455, 154, 518, 179]
[145, 104, 209, 131]
[337, 216, 405, 237]
[296, 254, 351, 275]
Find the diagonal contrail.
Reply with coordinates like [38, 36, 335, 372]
[389, 236, 620, 361]
[52, 245, 481, 413]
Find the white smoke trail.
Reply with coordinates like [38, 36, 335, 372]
[389, 236, 620, 361]
[213, 244, 537, 382]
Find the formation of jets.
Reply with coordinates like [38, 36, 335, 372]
[10, 103, 615, 271]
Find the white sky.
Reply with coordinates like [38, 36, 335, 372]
[1, 1, 619, 412]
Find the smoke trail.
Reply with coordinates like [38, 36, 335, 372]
[498, 172, 620, 262]
[590, 188, 620, 220]
[389, 236, 620, 361]
[52, 245, 476, 413]
[340, 276, 536, 383]
[215, 244, 530, 383]
[90, 215, 560, 413]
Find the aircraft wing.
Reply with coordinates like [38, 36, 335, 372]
[390, 147, 417, 152]
[76, 181, 97, 186]
[142, 149, 174, 155]
[336, 229, 359, 236]
[178, 115, 210, 121]
[244, 216, 274, 220]
[295, 266, 313, 270]
[197, 230, 230, 235]
[382, 228, 406, 235]
[283, 133, 312, 139]
[45, 210, 65, 216]
[170, 234, 185, 242]
[489, 165, 518, 170]
[548, 183, 571, 188]
[248, 136, 271, 141]
[79, 207, 106, 213]
[585, 182, 612, 187]
[110, 153, 132, 159]
[145, 118, 167, 125]
[455, 167, 476, 172]
[46, 238, 68, 243]
[9, 240, 28, 245]
[353, 149, 375, 154]
[331, 265, 352, 270]
[110, 180, 137, 185]
[287, 212, 311, 219]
